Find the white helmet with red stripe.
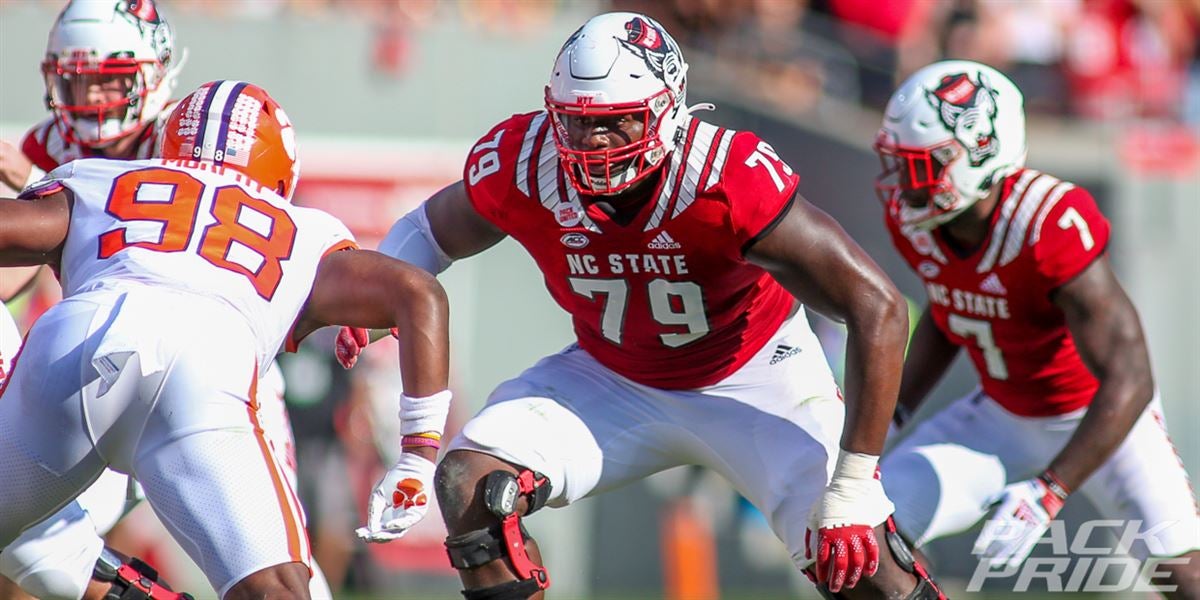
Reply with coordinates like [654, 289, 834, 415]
[874, 60, 1026, 229]
[158, 81, 300, 202]
[546, 12, 689, 195]
[43, 0, 184, 148]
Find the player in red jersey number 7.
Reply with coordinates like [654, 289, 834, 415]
[340, 12, 944, 600]
[876, 60, 1200, 596]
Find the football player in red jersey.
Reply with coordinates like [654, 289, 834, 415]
[0, 0, 181, 194]
[876, 60, 1200, 596]
[342, 12, 944, 600]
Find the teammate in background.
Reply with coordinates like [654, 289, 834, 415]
[0, 4, 335, 598]
[0, 0, 182, 314]
[342, 12, 943, 600]
[0, 0, 180, 192]
[875, 60, 1200, 596]
[0, 80, 451, 600]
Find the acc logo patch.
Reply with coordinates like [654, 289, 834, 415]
[560, 232, 589, 249]
[918, 260, 941, 278]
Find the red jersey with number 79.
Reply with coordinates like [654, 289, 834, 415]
[463, 111, 800, 389]
[885, 169, 1111, 416]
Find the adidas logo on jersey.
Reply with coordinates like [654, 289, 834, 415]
[647, 231, 682, 250]
[980, 273, 1008, 295]
[770, 344, 802, 365]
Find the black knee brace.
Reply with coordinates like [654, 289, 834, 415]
[94, 547, 195, 600]
[460, 579, 542, 600]
[445, 468, 552, 594]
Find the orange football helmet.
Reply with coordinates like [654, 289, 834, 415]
[158, 80, 299, 201]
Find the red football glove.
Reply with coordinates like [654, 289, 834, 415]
[335, 326, 369, 369]
[809, 524, 879, 592]
[805, 452, 893, 593]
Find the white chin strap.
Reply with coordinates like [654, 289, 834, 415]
[588, 163, 639, 195]
[584, 103, 717, 196]
[72, 118, 129, 147]
[901, 200, 971, 230]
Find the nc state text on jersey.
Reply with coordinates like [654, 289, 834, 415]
[926, 282, 1011, 319]
[566, 253, 690, 276]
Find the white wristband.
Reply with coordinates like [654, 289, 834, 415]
[398, 390, 452, 436]
[830, 450, 879, 484]
[815, 451, 893, 530]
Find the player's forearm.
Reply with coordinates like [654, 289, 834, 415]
[1048, 370, 1152, 491]
[841, 288, 910, 455]
[0, 196, 69, 267]
[392, 271, 450, 398]
[1050, 262, 1154, 491]
[896, 306, 959, 421]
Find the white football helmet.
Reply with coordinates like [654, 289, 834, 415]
[875, 60, 1026, 229]
[42, 0, 184, 148]
[545, 12, 689, 195]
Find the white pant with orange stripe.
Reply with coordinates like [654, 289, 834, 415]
[0, 288, 311, 598]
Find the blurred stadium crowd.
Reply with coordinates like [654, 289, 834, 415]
[629, 0, 1200, 124]
[31, 0, 1194, 124]
[14, 0, 1197, 123]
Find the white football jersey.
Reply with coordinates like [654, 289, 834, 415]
[24, 158, 355, 366]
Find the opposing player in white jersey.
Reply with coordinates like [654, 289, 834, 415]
[0, 80, 451, 600]
[0, 2, 183, 587]
[0, 5, 333, 599]
[875, 60, 1200, 594]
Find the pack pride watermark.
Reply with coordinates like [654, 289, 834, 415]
[968, 519, 1189, 593]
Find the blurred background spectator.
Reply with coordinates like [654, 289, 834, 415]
[618, 0, 1199, 122]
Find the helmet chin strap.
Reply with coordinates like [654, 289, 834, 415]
[901, 201, 972, 231]
[584, 103, 716, 197]
[73, 117, 128, 149]
[589, 163, 640, 196]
